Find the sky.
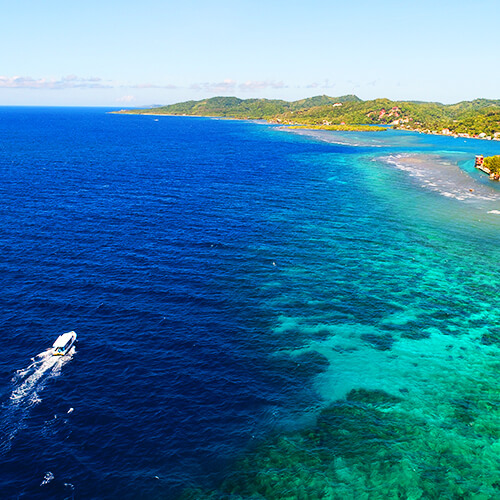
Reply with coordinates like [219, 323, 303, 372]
[1, 0, 499, 106]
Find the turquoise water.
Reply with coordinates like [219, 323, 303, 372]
[187, 128, 500, 499]
[0, 110, 498, 498]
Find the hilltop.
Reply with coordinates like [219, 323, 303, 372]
[116, 95, 500, 138]
[120, 94, 361, 119]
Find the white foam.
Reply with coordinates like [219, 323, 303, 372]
[381, 153, 500, 203]
[0, 347, 75, 455]
[282, 127, 385, 148]
[40, 471, 54, 486]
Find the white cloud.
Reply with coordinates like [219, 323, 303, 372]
[0, 75, 287, 96]
[239, 80, 287, 91]
[190, 79, 237, 93]
[305, 79, 336, 89]
[116, 95, 136, 103]
[0, 75, 111, 89]
[190, 79, 287, 93]
[129, 83, 178, 89]
[0, 75, 182, 92]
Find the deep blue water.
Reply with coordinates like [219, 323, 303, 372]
[0, 109, 353, 498]
[0, 108, 499, 499]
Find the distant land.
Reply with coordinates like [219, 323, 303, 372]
[115, 95, 500, 139]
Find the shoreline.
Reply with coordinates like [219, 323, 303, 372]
[114, 110, 500, 142]
[282, 122, 500, 141]
[111, 110, 268, 121]
[393, 125, 500, 142]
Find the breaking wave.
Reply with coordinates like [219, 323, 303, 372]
[381, 153, 500, 202]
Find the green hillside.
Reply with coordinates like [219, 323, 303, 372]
[119, 95, 361, 119]
[117, 95, 500, 137]
[484, 155, 500, 174]
[273, 98, 500, 137]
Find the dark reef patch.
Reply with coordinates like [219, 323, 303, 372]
[293, 350, 330, 377]
[360, 332, 394, 350]
[450, 397, 481, 425]
[314, 400, 410, 462]
[481, 327, 500, 346]
[272, 350, 330, 383]
[400, 328, 431, 340]
[346, 388, 403, 407]
[331, 344, 359, 353]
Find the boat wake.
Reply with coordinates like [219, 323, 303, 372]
[0, 347, 75, 455]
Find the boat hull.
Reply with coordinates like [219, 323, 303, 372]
[52, 331, 77, 356]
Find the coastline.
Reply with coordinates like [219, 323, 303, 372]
[283, 122, 500, 141]
[114, 110, 500, 142]
[393, 125, 500, 142]
[115, 110, 500, 192]
[111, 110, 234, 118]
[115, 108, 500, 189]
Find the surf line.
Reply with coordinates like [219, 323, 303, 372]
[0, 347, 75, 455]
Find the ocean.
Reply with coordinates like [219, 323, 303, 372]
[0, 108, 499, 499]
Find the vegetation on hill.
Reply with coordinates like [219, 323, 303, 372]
[484, 155, 500, 174]
[273, 98, 500, 137]
[121, 94, 360, 119]
[117, 95, 500, 138]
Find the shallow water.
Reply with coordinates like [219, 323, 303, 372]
[0, 110, 499, 498]
[379, 152, 499, 203]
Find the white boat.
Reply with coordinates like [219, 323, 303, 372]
[52, 331, 77, 356]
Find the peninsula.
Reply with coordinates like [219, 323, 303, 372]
[115, 95, 500, 139]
